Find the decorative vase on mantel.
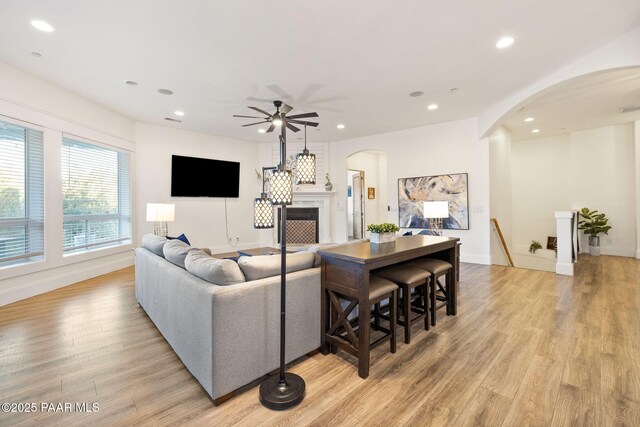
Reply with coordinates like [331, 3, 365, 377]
[367, 223, 400, 244]
[324, 173, 333, 191]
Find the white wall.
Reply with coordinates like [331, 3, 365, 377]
[569, 124, 636, 256]
[0, 61, 136, 306]
[509, 123, 636, 257]
[511, 134, 571, 254]
[489, 126, 513, 265]
[135, 123, 262, 252]
[330, 118, 491, 265]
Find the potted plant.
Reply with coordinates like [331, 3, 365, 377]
[367, 223, 400, 244]
[529, 240, 542, 254]
[577, 207, 612, 257]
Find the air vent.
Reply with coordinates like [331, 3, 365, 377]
[621, 106, 640, 113]
[164, 117, 182, 123]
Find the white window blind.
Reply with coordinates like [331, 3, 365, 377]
[0, 120, 44, 265]
[62, 137, 131, 253]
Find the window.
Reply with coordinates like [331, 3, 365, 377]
[62, 137, 131, 254]
[0, 120, 44, 265]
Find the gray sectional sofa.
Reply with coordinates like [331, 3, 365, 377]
[134, 234, 321, 402]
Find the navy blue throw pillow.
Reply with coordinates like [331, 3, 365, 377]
[418, 229, 439, 236]
[167, 233, 190, 245]
[403, 231, 413, 236]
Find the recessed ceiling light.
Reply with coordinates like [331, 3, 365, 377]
[125, 80, 138, 86]
[427, 104, 439, 110]
[450, 88, 458, 93]
[31, 20, 54, 32]
[30, 52, 42, 58]
[337, 124, 345, 129]
[258, 129, 266, 134]
[524, 117, 534, 122]
[174, 110, 185, 117]
[409, 91, 424, 97]
[496, 36, 514, 49]
[531, 129, 540, 133]
[158, 89, 173, 95]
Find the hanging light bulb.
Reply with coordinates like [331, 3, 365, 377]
[254, 168, 274, 228]
[269, 165, 292, 205]
[272, 114, 283, 127]
[254, 195, 274, 229]
[296, 124, 316, 185]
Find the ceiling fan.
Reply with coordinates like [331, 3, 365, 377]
[233, 100, 319, 133]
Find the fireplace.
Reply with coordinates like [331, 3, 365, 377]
[277, 207, 319, 244]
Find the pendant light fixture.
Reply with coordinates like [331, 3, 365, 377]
[254, 167, 275, 229]
[295, 124, 316, 185]
[270, 165, 293, 205]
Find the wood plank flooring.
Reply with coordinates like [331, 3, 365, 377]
[1, 255, 639, 426]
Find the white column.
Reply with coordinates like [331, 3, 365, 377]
[555, 211, 574, 276]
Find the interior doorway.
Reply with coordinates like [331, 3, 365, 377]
[347, 170, 365, 240]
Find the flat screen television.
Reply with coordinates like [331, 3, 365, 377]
[171, 155, 240, 197]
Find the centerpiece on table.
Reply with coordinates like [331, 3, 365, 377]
[367, 222, 400, 244]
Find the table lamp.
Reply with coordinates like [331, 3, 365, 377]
[146, 203, 175, 238]
[423, 201, 449, 236]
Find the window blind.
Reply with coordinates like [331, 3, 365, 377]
[0, 120, 44, 265]
[62, 137, 132, 253]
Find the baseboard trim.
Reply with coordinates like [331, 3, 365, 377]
[0, 253, 134, 307]
[556, 262, 574, 276]
[460, 254, 491, 265]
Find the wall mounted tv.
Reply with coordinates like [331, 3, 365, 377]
[171, 155, 240, 197]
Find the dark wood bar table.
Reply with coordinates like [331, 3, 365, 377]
[318, 235, 460, 379]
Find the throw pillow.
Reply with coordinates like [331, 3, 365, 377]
[142, 234, 167, 257]
[237, 251, 315, 281]
[167, 233, 190, 245]
[163, 239, 196, 268]
[185, 249, 245, 285]
[403, 231, 413, 236]
[418, 229, 439, 236]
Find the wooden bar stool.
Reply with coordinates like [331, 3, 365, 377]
[406, 258, 453, 325]
[325, 276, 398, 359]
[373, 265, 431, 344]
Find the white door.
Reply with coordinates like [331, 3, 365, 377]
[352, 172, 364, 239]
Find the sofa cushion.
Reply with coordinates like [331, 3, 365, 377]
[185, 249, 245, 285]
[163, 239, 196, 268]
[143, 233, 167, 257]
[237, 251, 315, 281]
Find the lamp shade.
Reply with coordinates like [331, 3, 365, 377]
[270, 169, 293, 205]
[146, 203, 175, 222]
[295, 149, 316, 185]
[423, 201, 449, 219]
[254, 196, 274, 229]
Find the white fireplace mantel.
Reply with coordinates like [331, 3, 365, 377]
[287, 191, 335, 243]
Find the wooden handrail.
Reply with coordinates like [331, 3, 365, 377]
[491, 218, 514, 267]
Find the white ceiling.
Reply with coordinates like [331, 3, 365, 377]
[0, 0, 639, 143]
[502, 68, 640, 141]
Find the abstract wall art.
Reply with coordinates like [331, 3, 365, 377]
[398, 173, 469, 230]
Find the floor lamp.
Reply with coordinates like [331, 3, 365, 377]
[423, 201, 449, 236]
[239, 100, 320, 410]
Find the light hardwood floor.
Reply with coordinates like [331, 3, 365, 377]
[1, 255, 639, 426]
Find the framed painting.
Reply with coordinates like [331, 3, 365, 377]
[398, 173, 469, 230]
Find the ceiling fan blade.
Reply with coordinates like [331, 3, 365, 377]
[286, 112, 319, 119]
[266, 124, 276, 133]
[286, 123, 301, 133]
[233, 114, 264, 119]
[241, 121, 267, 127]
[248, 106, 272, 116]
[280, 104, 293, 114]
[288, 119, 319, 127]
[266, 84, 291, 100]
